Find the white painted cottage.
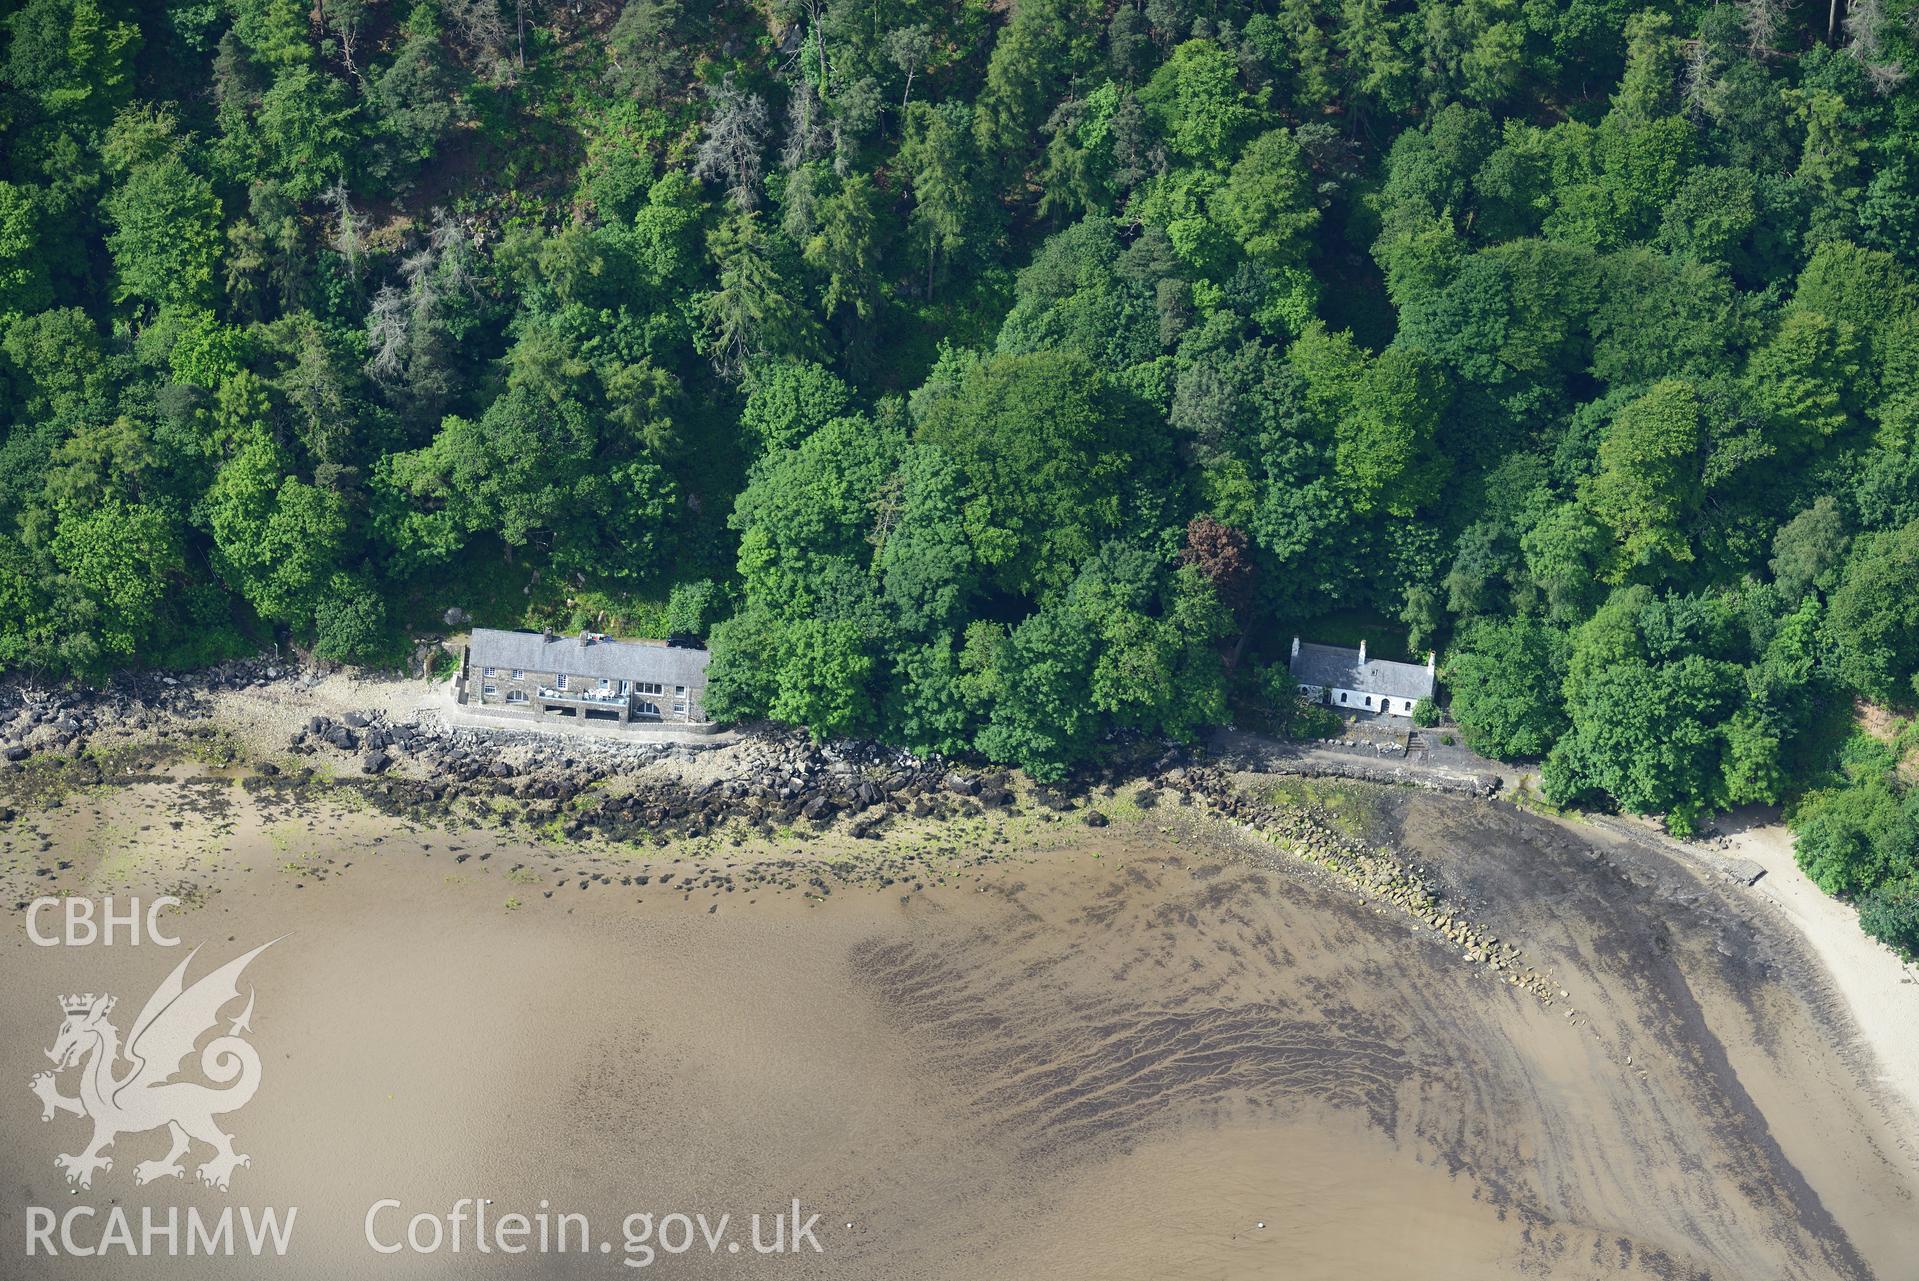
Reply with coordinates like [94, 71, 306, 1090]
[1288, 637, 1435, 717]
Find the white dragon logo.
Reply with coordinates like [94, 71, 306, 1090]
[29, 940, 278, 1192]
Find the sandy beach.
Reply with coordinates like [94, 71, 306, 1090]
[1717, 808, 1919, 1127]
[1577, 803, 1919, 1145]
[1, 754, 1914, 1280]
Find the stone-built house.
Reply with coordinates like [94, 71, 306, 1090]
[457, 628, 711, 727]
[1288, 636, 1436, 717]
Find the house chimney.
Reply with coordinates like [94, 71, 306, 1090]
[1290, 636, 1300, 662]
[1358, 639, 1367, 664]
[1427, 650, 1436, 673]
[541, 628, 554, 643]
[578, 630, 592, 648]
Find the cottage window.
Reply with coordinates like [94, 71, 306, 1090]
[1365, 695, 1373, 707]
[599, 678, 611, 690]
[555, 674, 568, 690]
[636, 681, 663, 696]
[1338, 692, 1347, 704]
[506, 690, 527, 703]
[511, 668, 524, 680]
[675, 685, 685, 695]
[482, 666, 496, 677]
[482, 683, 498, 697]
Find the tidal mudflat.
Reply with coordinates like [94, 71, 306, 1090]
[2, 768, 1914, 1280]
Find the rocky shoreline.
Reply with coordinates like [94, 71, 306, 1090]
[1, 658, 1576, 1010]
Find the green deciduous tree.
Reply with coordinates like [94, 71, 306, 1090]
[1213, 129, 1317, 269]
[1584, 379, 1704, 579]
[1445, 616, 1567, 757]
[1336, 345, 1452, 515]
[1859, 877, 1919, 961]
[1770, 496, 1849, 602]
[198, 431, 348, 626]
[104, 154, 223, 310]
[1793, 779, 1918, 898]
[48, 499, 184, 669]
[1138, 39, 1265, 168]
[1826, 519, 1919, 701]
[909, 350, 1165, 599]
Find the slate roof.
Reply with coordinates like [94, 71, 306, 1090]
[469, 628, 709, 686]
[1289, 641, 1435, 702]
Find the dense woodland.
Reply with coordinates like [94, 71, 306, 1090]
[3, 0, 1919, 952]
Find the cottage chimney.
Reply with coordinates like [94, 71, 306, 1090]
[578, 630, 592, 648]
[1358, 639, 1367, 664]
[541, 628, 554, 643]
[1290, 636, 1300, 662]
[1427, 650, 1436, 673]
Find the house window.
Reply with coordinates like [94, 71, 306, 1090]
[636, 681, 663, 696]
[555, 674, 568, 690]
[511, 668, 524, 680]
[599, 678, 611, 690]
[482, 666, 496, 677]
[675, 685, 685, 695]
[1338, 692, 1347, 704]
[1365, 695, 1373, 707]
[482, 683, 498, 697]
[506, 690, 527, 704]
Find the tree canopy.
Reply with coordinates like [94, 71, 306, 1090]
[3, 0, 1919, 874]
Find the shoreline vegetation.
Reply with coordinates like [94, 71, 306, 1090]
[3, 657, 1915, 1138]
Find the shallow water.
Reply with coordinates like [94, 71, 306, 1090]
[1, 775, 1914, 1279]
